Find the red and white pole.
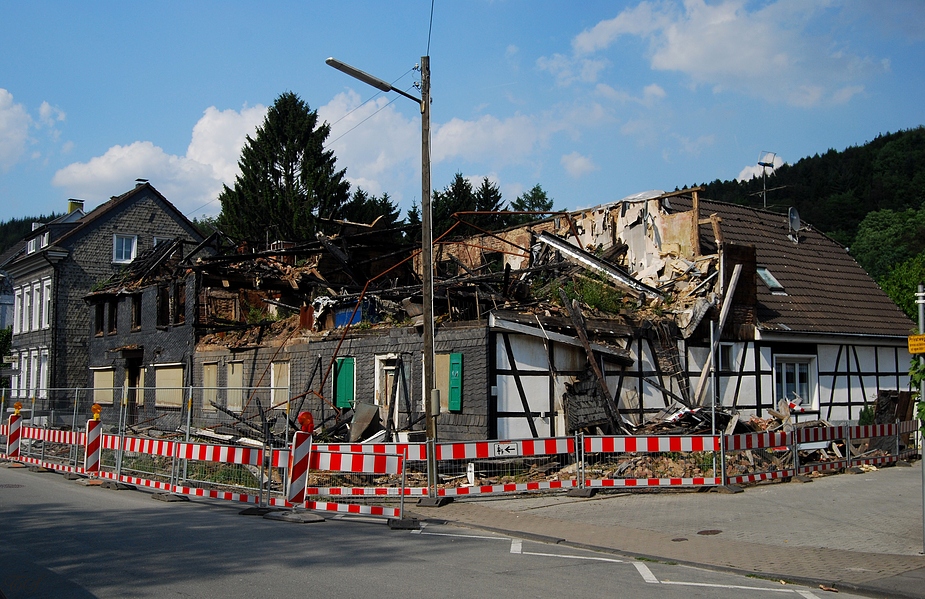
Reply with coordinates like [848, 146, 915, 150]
[85, 419, 101, 473]
[287, 412, 314, 505]
[7, 404, 22, 458]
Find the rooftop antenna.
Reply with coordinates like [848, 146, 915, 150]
[757, 151, 776, 208]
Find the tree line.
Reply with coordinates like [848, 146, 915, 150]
[694, 126, 925, 318]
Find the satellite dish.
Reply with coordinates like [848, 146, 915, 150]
[788, 207, 801, 243]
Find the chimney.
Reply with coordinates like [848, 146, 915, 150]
[67, 199, 85, 214]
[135, 178, 149, 188]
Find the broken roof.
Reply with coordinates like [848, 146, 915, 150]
[670, 195, 913, 338]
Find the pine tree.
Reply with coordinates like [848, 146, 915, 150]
[472, 177, 508, 231]
[509, 184, 555, 225]
[217, 92, 350, 243]
[432, 173, 475, 239]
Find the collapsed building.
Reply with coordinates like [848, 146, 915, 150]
[85, 189, 914, 445]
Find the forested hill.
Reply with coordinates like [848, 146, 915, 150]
[0, 214, 63, 257]
[695, 127, 925, 248]
[693, 126, 925, 318]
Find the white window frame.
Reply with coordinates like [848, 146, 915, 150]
[22, 286, 31, 332]
[10, 353, 20, 398]
[42, 278, 52, 329]
[774, 354, 817, 410]
[29, 349, 39, 398]
[153, 237, 172, 247]
[32, 282, 41, 333]
[38, 348, 48, 399]
[40, 231, 49, 248]
[13, 288, 21, 335]
[113, 234, 138, 264]
[27, 237, 37, 254]
[226, 361, 244, 412]
[270, 361, 290, 410]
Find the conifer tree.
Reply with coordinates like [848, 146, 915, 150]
[217, 92, 350, 243]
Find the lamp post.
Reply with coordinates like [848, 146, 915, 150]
[326, 56, 439, 500]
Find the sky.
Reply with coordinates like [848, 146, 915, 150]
[1, 0, 924, 225]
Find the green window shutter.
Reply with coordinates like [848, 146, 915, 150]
[448, 352, 462, 412]
[334, 357, 355, 408]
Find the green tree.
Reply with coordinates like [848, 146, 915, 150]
[879, 252, 925, 321]
[339, 189, 401, 228]
[509, 184, 555, 225]
[217, 92, 350, 243]
[851, 207, 925, 281]
[432, 173, 475, 239]
[472, 177, 508, 231]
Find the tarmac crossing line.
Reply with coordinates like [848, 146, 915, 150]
[409, 523, 835, 598]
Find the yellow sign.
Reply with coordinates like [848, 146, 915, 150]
[908, 334, 925, 354]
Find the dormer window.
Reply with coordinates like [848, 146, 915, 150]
[27, 238, 37, 254]
[113, 234, 137, 264]
[757, 266, 786, 295]
[40, 232, 49, 248]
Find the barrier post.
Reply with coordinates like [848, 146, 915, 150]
[895, 418, 901, 459]
[846, 423, 853, 470]
[287, 431, 312, 505]
[720, 431, 728, 487]
[84, 404, 102, 474]
[7, 402, 23, 458]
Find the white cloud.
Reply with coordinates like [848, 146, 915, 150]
[570, 0, 887, 107]
[319, 90, 419, 201]
[536, 53, 609, 86]
[0, 89, 32, 170]
[38, 101, 65, 126]
[737, 153, 785, 181]
[433, 113, 542, 165]
[561, 151, 598, 177]
[53, 104, 265, 217]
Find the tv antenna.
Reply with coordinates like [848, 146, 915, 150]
[758, 151, 776, 208]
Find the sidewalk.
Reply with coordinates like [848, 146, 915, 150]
[411, 463, 925, 598]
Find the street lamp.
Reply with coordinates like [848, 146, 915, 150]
[326, 56, 440, 502]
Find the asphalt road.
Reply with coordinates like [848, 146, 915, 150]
[0, 465, 869, 599]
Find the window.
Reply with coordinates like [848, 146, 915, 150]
[154, 365, 184, 407]
[757, 267, 786, 295]
[27, 237, 37, 254]
[22, 287, 31, 332]
[107, 299, 118, 334]
[13, 288, 21, 335]
[18, 352, 28, 398]
[775, 356, 816, 410]
[10, 354, 20, 398]
[174, 281, 186, 324]
[29, 350, 38, 398]
[153, 237, 171, 247]
[40, 231, 49, 248]
[202, 363, 218, 411]
[435, 353, 464, 412]
[226, 361, 244, 412]
[334, 357, 355, 408]
[113, 234, 137, 263]
[94, 303, 105, 335]
[38, 349, 48, 399]
[718, 343, 734, 371]
[32, 283, 41, 332]
[42, 278, 51, 329]
[156, 285, 169, 326]
[131, 294, 143, 329]
[92, 368, 115, 405]
[270, 361, 289, 410]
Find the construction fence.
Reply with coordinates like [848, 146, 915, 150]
[2, 390, 921, 519]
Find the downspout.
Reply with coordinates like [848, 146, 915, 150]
[41, 252, 59, 407]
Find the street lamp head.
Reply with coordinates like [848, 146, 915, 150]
[325, 57, 393, 93]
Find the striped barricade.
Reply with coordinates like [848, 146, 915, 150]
[287, 432, 312, 504]
[848, 423, 900, 467]
[6, 414, 21, 458]
[898, 420, 920, 460]
[795, 425, 849, 475]
[724, 430, 795, 485]
[583, 435, 722, 489]
[85, 419, 101, 473]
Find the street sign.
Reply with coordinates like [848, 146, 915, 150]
[908, 334, 925, 354]
[493, 442, 520, 457]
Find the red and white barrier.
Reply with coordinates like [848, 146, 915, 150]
[288, 432, 313, 504]
[85, 419, 101, 473]
[6, 413, 22, 458]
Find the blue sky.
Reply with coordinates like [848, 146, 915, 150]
[1, 1, 924, 224]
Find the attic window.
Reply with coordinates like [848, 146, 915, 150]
[757, 266, 786, 295]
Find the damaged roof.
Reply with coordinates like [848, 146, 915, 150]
[671, 196, 914, 337]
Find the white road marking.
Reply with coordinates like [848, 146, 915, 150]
[634, 562, 659, 583]
[795, 591, 820, 598]
[660, 580, 798, 593]
[511, 539, 522, 554]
